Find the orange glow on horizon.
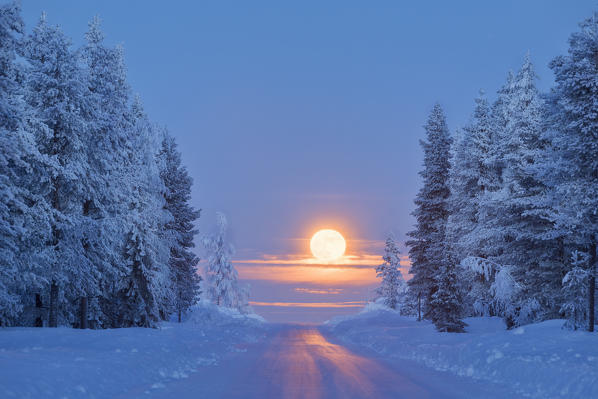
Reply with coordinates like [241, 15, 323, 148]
[238, 265, 379, 285]
[250, 301, 366, 308]
[236, 253, 410, 267]
[294, 288, 343, 295]
[234, 248, 411, 286]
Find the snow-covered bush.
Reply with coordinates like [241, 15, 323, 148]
[375, 234, 407, 311]
[203, 213, 251, 313]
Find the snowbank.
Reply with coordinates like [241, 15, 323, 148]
[324, 305, 598, 399]
[184, 300, 266, 325]
[0, 302, 267, 398]
[324, 301, 392, 327]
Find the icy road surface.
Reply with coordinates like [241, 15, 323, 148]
[147, 325, 522, 399]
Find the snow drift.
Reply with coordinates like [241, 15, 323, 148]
[324, 305, 598, 399]
[0, 302, 267, 398]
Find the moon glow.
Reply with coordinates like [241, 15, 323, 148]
[310, 229, 346, 261]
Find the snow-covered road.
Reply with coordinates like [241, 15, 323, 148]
[146, 325, 522, 399]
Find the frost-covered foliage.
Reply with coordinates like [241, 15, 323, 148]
[375, 234, 406, 311]
[203, 213, 249, 312]
[461, 257, 524, 328]
[0, 6, 199, 328]
[406, 104, 454, 322]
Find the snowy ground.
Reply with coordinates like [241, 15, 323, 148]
[1, 303, 596, 398]
[0, 302, 267, 399]
[323, 304, 598, 399]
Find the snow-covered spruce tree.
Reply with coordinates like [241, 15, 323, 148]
[0, 1, 52, 325]
[376, 234, 406, 311]
[473, 72, 515, 265]
[159, 133, 201, 322]
[487, 71, 515, 188]
[116, 99, 172, 327]
[465, 71, 521, 321]
[464, 56, 560, 327]
[118, 226, 160, 327]
[561, 251, 590, 330]
[445, 92, 494, 316]
[80, 16, 135, 328]
[406, 104, 453, 321]
[429, 256, 466, 332]
[495, 54, 560, 325]
[24, 14, 98, 327]
[203, 213, 248, 311]
[446, 92, 492, 263]
[548, 12, 598, 332]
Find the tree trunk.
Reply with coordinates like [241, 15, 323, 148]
[49, 282, 58, 328]
[589, 240, 596, 332]
[178, 308, 182, 323]
[417, 294, 422, 321]
[79, 296, 88, 329]
[35, 293, 43, 327]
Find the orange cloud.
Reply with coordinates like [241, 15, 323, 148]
[294, 288, 343, 295]
[235, 253, 411, 286]
[236, 253, 410, 268]
[238, 265, 377, 285]
[250, 301, 366, 308]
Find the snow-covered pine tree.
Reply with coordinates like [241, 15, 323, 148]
[376, 234, 406, 310]
[429, 256, 466, 332]
[63, 17, 132, 328]
[463, 71, 521, 322]
[80, 16, 134, 328]
[548, 12, 598, 332]
[472, 73, 515, 267]
[446, 92, 493, 316]
[446, 92, 491, 259]
[0, 0, 25, 325]
[488, 71, 515, 188]
[203, 213, 248, 311]
[494, 54, 559, 325]
[118, 225, 158, 327]
[116, 98, 172, 327]
[24, 13, 97, 327]
[0, 1, 51, 325]
[159, 133, 201, 322]
[464, 56, 561, 327]
[406, 104, 452, 321]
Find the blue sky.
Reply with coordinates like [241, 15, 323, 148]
[21, 0, 596, 322]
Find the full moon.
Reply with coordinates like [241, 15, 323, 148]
[310, 229, 346, 261]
